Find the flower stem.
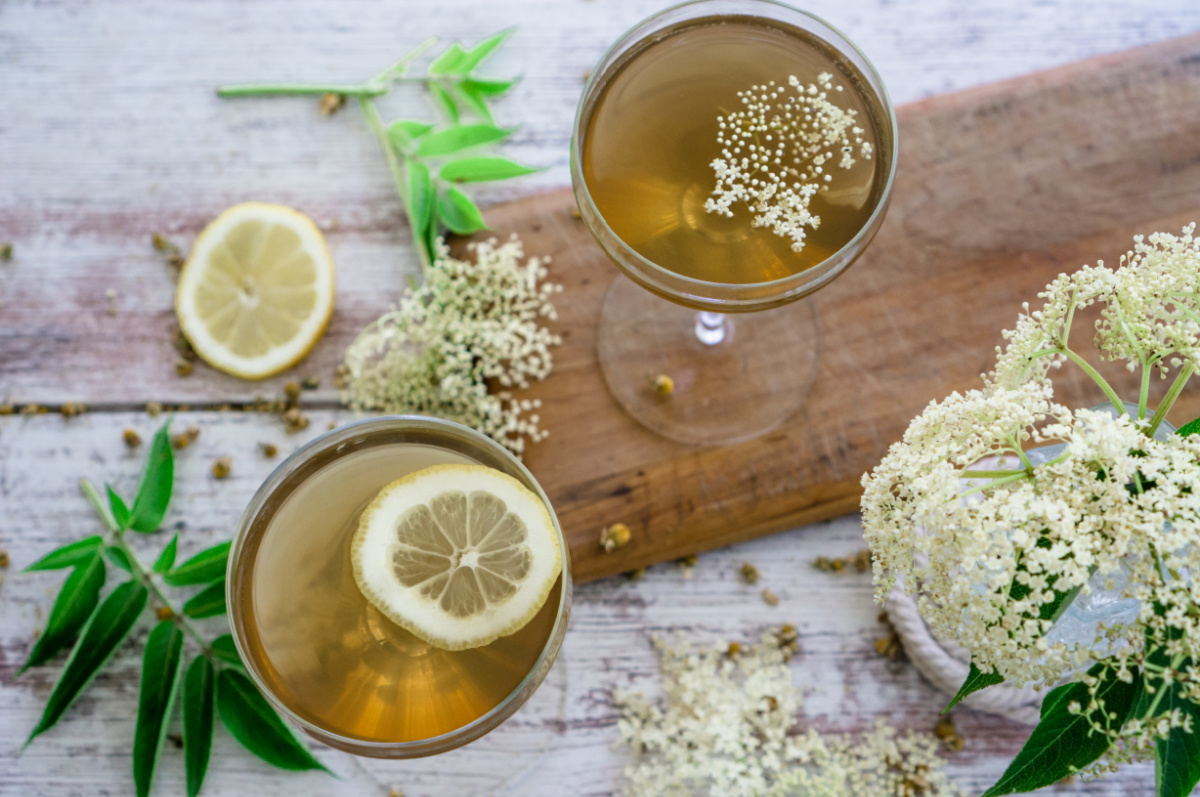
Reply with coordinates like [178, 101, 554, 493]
[960, 469, 1028, 478]
[80, 479, 215, 662]
[1062, 347, 1127, 416]
[1138, 361, 1153, 420]
[957, 471, 1031, 500]
[359, 96, 432, 273]
[1148, 363, 1194, 436]
[216, 83, 387, 98]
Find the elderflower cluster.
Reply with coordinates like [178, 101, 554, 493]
[705, 73, 872, 253]
[614, 632, 960, 797]
[991, 225, 1200, 389]
[862, 227, 1200, 765]
[342, 235, 562, 456]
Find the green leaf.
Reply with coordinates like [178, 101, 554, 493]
[429, 83, 459, 124]
[982, 663, 1142, 797]
[128, 421, 174, 533]
[183, 580, 227, 619]
[210, 633, 244, 667]
[1176, 416, 1200, 438]
[133, 621, 184, 797]
[1155, 687, 1200, 797]
[183, 658, 216, 797]
[183, 656, 216, 797]
[407, 159, 435, 243]
[458, 29, 512, 73]
[944, 661, 1005, 713]
[1134, 638, 1200, 797]
[152, 534, 178, 574]
[462, 76, 518, 97]
[24, 536, 103, 571]
[387, 119, 435, 152]
[437, 187, 489, 235]
[217, 669, 329, 772]
[428, 42, 470, 75]
[452, 83, 494, 124]
[415, 124, 513, 157]
[107, 485, 131, 531]
[20, 548, 106, 674]
[105, 545, 132, 573]
[25, 580, 148, 745]
[440, 156, 537, 183]
[163, 541, 231, 587]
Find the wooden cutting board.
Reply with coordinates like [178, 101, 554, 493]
[469, 32, 1200, 583]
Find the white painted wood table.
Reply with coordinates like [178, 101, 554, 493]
[4, 1, 1200, 795]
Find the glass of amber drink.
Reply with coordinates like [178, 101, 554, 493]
[226, 416, 572, 758]
[572, 0, 898, 445]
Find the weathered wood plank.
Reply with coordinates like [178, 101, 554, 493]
[0, 413, 1151, 796]
[3, 0, 1200, 406]
[5, 1, 1200, 794]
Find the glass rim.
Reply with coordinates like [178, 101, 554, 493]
[224, 414, 573, 756]
[570, 0, 900, 299]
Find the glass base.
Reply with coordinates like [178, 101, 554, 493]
[598, 276, 821, 446]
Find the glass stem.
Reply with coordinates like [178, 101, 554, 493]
[694, 311, 730, 346]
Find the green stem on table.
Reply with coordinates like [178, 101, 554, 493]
[80, 479, 216, 662]
[358, 96, 431, 273]
[1063, 347, 1127, 416]
[216, 37, 439, 101]
[216, 83, 387, 98]
[1148, 363, 1195, 436]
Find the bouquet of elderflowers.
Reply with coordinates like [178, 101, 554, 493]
[861, 226, 1200, 797]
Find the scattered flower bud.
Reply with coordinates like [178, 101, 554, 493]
[155, 606, 174, 621]
[318, 92, 346, 116]
[652, 374, 674, 395]
[59, 401, 85, 417]
[301, 375, 320, 390]
[762, 588, 780, 606]
[600, 522, 632, 552]
[259, 441, 278, 458]
[175, 359, 194, 377]
[740, 562, 760, 584]
[146, 401, 163, 417]
[282, 406, 310, 433]
[123, 428, 142, 448]
[212, 456, 232, 479]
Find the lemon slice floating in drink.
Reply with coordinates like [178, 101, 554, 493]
[175, 202, 335, 380]
[352, 464, 563, 651]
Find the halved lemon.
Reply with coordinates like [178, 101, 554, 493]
[175, 202, 335, 380]
[352, 464, 563, 651]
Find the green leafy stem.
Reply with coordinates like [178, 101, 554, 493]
[216, 30, 538, 274]
[20, 421, 327, 797]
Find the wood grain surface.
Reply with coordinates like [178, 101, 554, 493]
[5, 1, 1200, 795]
[495, 32, 1200, 581]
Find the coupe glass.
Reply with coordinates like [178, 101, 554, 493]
[571, 0, 898, 445]
[226, 416, 572, 758]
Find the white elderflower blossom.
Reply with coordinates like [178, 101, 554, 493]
[990, 225, 1200, 395]
[705, 73, 872, 253]
[614, 632, 960, 797]
[342, 235, 562, 456]
[862, 228, 1200, 776]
